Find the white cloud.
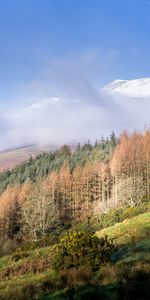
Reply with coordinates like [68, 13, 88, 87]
[0, 52, 149, 150]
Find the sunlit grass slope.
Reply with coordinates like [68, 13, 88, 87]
[0, 212, 150, 299]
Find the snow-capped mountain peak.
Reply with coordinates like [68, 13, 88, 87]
[103, 79, 128, 91]
[103, 78, 150, 98]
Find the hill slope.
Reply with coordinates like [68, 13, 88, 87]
[0, 145, 54, 172]
[97, 212, 150, 266]
[0, 211, 150, 300]
[97, 212, 150, 245]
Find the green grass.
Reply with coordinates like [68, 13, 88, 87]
[0, 257, 10, 270]
[97, 212, 150, 245]
[96, 212, 150, 268]
[0, 212, 150, 299]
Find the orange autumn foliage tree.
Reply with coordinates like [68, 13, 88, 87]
[0, 130, 149, 240]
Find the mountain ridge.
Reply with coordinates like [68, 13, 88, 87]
[103, 77, 150, 97]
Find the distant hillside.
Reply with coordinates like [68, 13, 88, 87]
[0, 145, 55, 172]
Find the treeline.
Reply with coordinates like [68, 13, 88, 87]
[0, 132, 118, 193]
[0, 130, 149, 242]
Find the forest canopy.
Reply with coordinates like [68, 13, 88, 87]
[0, 130, 149, 243]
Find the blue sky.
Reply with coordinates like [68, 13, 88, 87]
[0, 0, 150, 102]
[0, 0, 150, 148]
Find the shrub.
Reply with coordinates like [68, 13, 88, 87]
[50, 230, 114, 271]
[19, 232, 59, 252]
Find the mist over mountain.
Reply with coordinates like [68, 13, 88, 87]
[0, 77, 150, 151]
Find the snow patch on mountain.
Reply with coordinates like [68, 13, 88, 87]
[103, 78, 150, 98]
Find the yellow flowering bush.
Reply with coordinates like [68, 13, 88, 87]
[50, 230, 114, 270]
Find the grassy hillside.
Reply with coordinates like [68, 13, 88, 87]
[97, 212, 150, 266]
[97, 212, 150, 245]
[0, 211, 150, 300]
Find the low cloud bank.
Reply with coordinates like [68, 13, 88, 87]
[0, 53, 150, 150]
[1, 93, 149, 150]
